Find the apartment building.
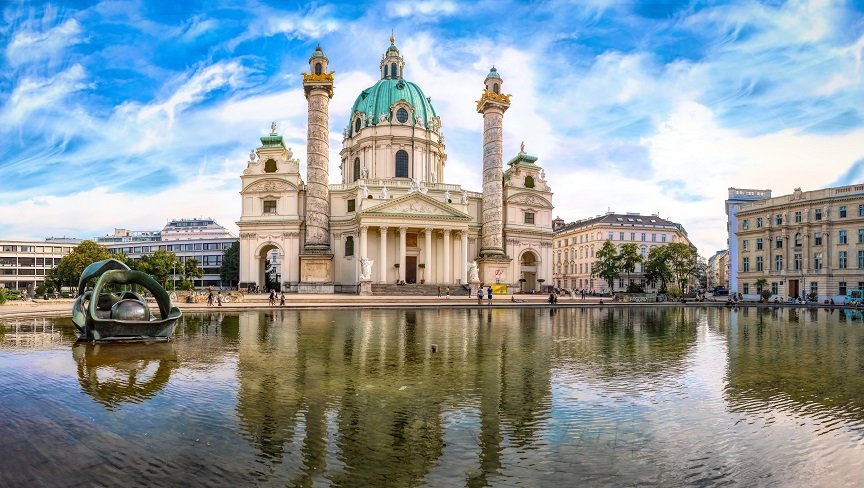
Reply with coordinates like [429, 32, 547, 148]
[0, 239, 79, 291]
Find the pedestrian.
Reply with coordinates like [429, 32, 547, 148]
[477, 288, 483, 305]
[269, 290, 276, 306]
[445, 286, 449, 299]
[438, 286, 442, 298]
[487, 286, 493, 305]
[207, 290, 214, 307]
[280, 292, 285, 307]
[468, 286, 472, 299]
[216, 292, 223, 307]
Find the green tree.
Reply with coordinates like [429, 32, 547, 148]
[754, 278, 768, 293]
[184, 257, 203, 281]
[618, 243, 642, 292]
[644, 245, 673, 292]
[667, 242, 698, 293]
[52, 240, 113, 292]
[220, 241, 240, 286]
[591, 240, 620, 292]
[137, 250, 181, 290]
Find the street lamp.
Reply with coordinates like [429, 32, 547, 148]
[172, 262, 176, 291]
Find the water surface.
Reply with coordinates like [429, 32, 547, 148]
[1, 307, 863, 487]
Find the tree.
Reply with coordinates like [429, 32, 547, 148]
[644, 245, 673, 292]
[591, 240, 620, 292]
[184, 258, 203, 283]
[52, 240, 113, 292]
[667, 242, 698, 293]
[220, 241, 240, 287]
[618, 243, 642, 292]
[754, 278, 768, 295]
[137, 250, 181, 290]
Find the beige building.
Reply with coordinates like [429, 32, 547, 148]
[551, 212, 692, 293]
[736, 184, 864, 301]
[0, 239, 78, 291]
[707, 249, 729, 290]
[237, 40, 553, 293]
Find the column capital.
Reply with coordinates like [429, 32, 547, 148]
[399, 226, 408, 234]
[359, 225, 368, 232]
[379, 226, 389, 234]
[424, 227, 433, 234]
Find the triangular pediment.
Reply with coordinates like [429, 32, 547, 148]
[360, 192, 471, 220]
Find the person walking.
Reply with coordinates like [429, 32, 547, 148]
[437, 286, 442, 299]
[216, 292, 223, 307]
[207, 290, 214, 307]
[487, 286, 493, 305]
[269, 290, 276, 307]
[279, 292, 285, 307]
[468, 286, 472, 299]
[477, 288, 483, 305]
[445, 286, 450, 299]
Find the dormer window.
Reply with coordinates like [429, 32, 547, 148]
[354, 117, 361, 134]
[314, 63, 322, 75]
[396, 108, 409, 124]
[264, 159, 277, 173]
[391, 62, 397, 78]
[524, 176, 535, 188]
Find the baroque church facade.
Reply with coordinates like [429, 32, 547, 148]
[237, 38, 553, 293]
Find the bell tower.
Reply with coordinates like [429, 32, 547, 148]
[299, 45, 336, 292]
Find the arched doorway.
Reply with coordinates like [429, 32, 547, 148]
[520, 251, 539, 292]
[255, 242, 283, 292]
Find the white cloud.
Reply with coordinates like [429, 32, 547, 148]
[387, 1, 458, 18]
[5, 18, 85, 66]
[1, 64, 89, 125]
[226, 6, 341, 50]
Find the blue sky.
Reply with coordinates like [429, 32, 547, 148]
[1, 0, 863, 255]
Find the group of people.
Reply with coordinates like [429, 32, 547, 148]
[206, 290, 223, 306]
[476, 287, 494, 305]
[268, 290, 286, 307]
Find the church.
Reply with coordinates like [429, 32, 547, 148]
[237, 38, 554, 294]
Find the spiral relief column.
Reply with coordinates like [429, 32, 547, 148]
[299, 45, 336, 290]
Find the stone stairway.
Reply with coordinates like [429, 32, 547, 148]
[371, 283, 471, 296]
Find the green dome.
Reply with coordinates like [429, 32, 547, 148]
[349, 78, 438, 134]
[486, 66, 501, 79]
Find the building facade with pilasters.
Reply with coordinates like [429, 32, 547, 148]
[237, 39, 553, 292]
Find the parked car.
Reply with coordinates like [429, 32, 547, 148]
[713, 288, 729, 296]
[844, 289, 864, 305]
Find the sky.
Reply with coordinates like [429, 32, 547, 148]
[0, 0, 863, 256]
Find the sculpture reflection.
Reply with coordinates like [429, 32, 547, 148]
[72, 342, 177, 409]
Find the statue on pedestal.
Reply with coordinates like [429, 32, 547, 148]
[467, 260, 479, 283]
[359, 257, 374, 281]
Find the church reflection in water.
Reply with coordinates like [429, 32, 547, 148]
[231, 307, 698, 486]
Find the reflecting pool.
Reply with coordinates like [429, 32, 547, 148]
[1, 307, 863, 487]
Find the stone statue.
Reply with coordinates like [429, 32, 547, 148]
[359, 257, 373, 281]
[379, 113, 388, 124]
[520, 141, 525, 153]
[409, 178, 420, 193]
[270, 122, 277, 135]
[360, 166, 369, 179]
[540, 169, 546, 180]
[359, 112, 366, 126]
[460, 190, 469, 204]
[467, 260, 479, 283]
[249, 150, 257, 163]
[444, 190, 451, 202]
[358, 184, 369, 200]
[380, 186, 390, 199]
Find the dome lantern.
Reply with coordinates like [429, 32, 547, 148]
[380, 34, 405, 80]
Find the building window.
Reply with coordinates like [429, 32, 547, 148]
[859, 250, 864, 269]
[524, 175, 535, 188]
[742, 240, 749, 251]
[775, 214, 782, 225]
[771, 282, 778, 295]
[347, 199, 356, 213]
[661, 234, 667, 242]
[391, 62, 398, 78]
[814, 232, 822, 245]
[756, 280, 764, 293]
[839, 230, 848, 244]
[858, 282, 864, 291]
[395, 150, 409, 177]
[840, 282, 848, 295]
[775, 255, 783, 271]
[493, 82, 500, 94]
[859, 205, 864, 217]
[355, 117, 362, 133]
[859, 229, 864, 243]
[524, 212, 535, 224]
[396, 107, 409, 123]
[641, 233, 646, 241]
[345, 236, 354, 256]
[811, 282, 818, 294]
[839, 251, 848, 269]
[775, 236, 783, 248]
[353, 158, 361, 181]
[630, 232, 635, 241]
[794, 253, 801, 270]
[608, 233, 613, 240]
[840, 206, 847, 218]
[743, 257, 750, 272]
[619, 232, 624, 241]
[756, 256, 763, 271]
[756, 238, 763, 250]
[263, 200, 277, 214]
[814, 253, 823, 270]
[264, 159, 277, 173]
[743, 219, 749, 230]
[314, 62, 322, 75]
[794, 211, 801, 223]
[815, 209, 822, 220]
[794, 233, 802, 246]
[652, 233, 656, 242]
[743, 283, 750, 294]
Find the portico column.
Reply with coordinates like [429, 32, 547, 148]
[461, 230, 469, 283]
[399, 227, 407, 282]
[379, 227, 388, 283]
[360, 226, 368, 259]
[424, 228, 432, 283]
[443, 229, 451, 284]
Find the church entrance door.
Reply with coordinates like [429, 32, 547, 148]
[406, 256, 417, 283]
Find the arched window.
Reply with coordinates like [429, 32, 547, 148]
[384, 65, 388, 77]
[345, 236, 354, 256]
[354, 117, 361, 134]
[391, 62, 398, 78]
[795, 233, 802, 246]
[493, 83, 500, 94]
[314, 63, 322, 75]
[396, 107, 409, 123]
[264, 159, 277, 173]
[353, 158, 361, 182]
[395, 150, 409, 178]
[524, 175, 535, 188]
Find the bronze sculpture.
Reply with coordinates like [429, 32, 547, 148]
[71, 259, 181, 341]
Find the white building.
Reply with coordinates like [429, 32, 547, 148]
[0, 239, 79, 291]
[237, 39, 554, 293]
[725, 188, 772, 293]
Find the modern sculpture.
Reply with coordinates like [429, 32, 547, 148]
[72, 259, 181, 341]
